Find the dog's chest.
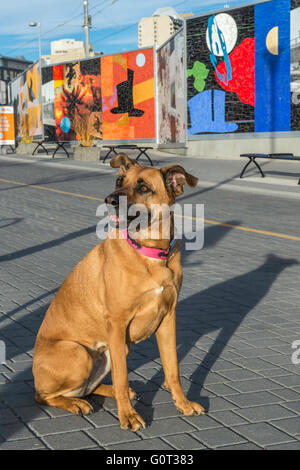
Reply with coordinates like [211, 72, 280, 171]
[127, 283, 177, 344]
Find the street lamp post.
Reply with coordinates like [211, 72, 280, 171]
[29, 21, 42, 65]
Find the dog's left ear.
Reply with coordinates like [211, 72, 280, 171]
[110, 153, 138, 173]
[161, 165, 198, 196]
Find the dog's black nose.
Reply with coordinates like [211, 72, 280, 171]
[105, 193, 119, 206]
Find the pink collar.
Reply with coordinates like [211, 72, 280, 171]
[122, 229, 176, 260]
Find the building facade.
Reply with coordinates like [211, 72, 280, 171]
[0, 55, 32, 104]
[138, 13, 183, 48]
[42, 38, 102, 65]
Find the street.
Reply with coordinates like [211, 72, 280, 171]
[0, 153, 300, 450]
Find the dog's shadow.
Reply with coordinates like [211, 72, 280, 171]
[129, 253, 297, 426]
[88, 231, 298, 427]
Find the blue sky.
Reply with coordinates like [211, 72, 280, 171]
[1, 0, 255, 61]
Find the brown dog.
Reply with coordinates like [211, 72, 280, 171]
[32, 153, 204, 431]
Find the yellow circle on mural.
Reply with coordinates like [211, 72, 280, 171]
[266, 26, 279, 55]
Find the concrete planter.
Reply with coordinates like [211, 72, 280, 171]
[16, 142, 37, 155]
[73, 146, 101, 162]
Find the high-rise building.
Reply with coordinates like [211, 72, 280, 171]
[42, 39, 102, 65]
[138, 7, 190, 48]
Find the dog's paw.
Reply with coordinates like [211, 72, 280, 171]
[128, 387, 137, 400]
[119, 411, 146, 432]
[65, 398, 94, 415]
[176, 400, 205, 416]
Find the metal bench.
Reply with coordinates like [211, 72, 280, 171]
[32, 139, 70, 159]
[102, 144, 153, 166]
[240, 153, 300, 185]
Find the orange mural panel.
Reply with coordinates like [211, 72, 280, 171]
[102, 48, 155, 140]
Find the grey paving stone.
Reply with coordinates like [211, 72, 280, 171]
[137, 417, 197, 439]
[226, 378, 281, 393]
[270, 417, 300, 436]
[226, 391, 282, 408]
[86, 426, 141, 446]
[14, 405, 50, 422]
[266, 441, 300, 450]
[138, 390, 173, 405]
[84, 410, 120, 428]
[282, 400, 300, 414]
[0, 422, 36, 441]
[106, 437, 175, 450]
[0, 408, 18, 424]
[210, 410, 249, 427]
[191, 427, 247, 449]
[2, 392, 37, 408]
[218, 369, 260, 381]
[234, 404, 297, 423]
[0, 438, 46, 450]
[271, 374, 300, 387]
[182, 414, 221, 430]
[203, 383, 238, 396]
[216, 442, 262, 450]
[232, 422, 296, 447]
[271, 388, 300, 401]
[206, 396, 237, 412]
[257, 367, 293, 378]
[28, 415, 93, 436]
[163, 433, 207, 450]
[43, 430, 99, 450]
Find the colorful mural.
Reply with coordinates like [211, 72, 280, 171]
[53, 58, 102, 142]
[186, 0, 300, 135]
[186, 6, 255, 135]
[157, 29, 186, 144]
[291, 0, 300, 130]
[10, 62, 42, 141]
[101, 48, 155, 140]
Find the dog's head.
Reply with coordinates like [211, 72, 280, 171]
[105, 153, 198, 233]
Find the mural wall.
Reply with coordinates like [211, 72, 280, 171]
[101, 48, 155, 140]
[47, 48, 155, 143]
[10, 62, 42, 140]
[186, 0, 300, 136]
[53, 58, 102, 142]
[291, 0, 300, 130]
[157, 29, 186, 144]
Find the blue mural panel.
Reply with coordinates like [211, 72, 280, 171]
[255, 0, 291, 131]
[188, 90, 238, 134]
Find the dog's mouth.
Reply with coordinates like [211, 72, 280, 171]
[107, 205, 150, 231]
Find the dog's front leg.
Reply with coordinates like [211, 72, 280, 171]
[108, 321, 146, 431]
[156, 310, 205, 416]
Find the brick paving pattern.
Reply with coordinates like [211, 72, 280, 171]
[0, 154, 299, 450]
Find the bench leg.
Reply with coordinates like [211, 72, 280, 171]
[240, 157, 252, 178]
[136, 150, 153, 166]
[102, 148, 117, 163]
[240, 157, 265, 178]
[52, 143, 69, 159]
[33, 142, 48, 155]
[253, 158, 265, 178]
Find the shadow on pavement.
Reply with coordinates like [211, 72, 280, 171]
[0, 225, 96, 263]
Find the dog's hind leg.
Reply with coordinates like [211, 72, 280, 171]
[35, 394, 93, 415]
[92, 384, 137, 400]
[33, 339, 94, 415]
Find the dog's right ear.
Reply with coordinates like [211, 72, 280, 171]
[110, 153, 138, 173]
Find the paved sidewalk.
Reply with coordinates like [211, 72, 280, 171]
[0, 152, 299, 450]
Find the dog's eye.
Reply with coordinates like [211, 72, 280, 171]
[116, 177, 123, 187]
[138, 184, 151, 193]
